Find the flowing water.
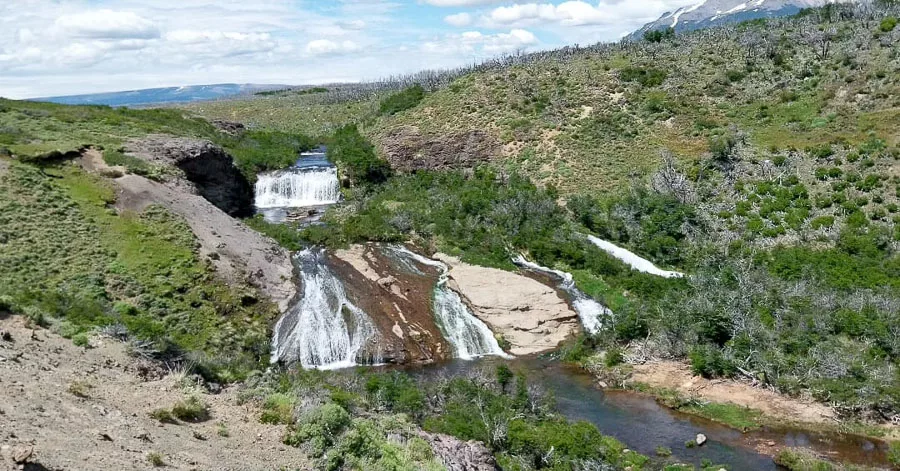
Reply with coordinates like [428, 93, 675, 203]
[402, 357, 891, 471]
[387, 246, 510, 360]
[513, 255, 611, 334]
[586, 235, 685, 278]
[254, 148, 340, 222]
[270, 248, 380, 370]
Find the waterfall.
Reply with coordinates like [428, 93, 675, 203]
[585, 235, 684, 279]
[512, 256, 610, 334]
[388, 246, 510, 360]
[254, 167, 340, 209]
[270, 249, 379, 370]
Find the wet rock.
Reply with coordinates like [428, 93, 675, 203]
[380, 126, 500, 172]
[416, 431, 496, 471]
[696, 433, 707, 446]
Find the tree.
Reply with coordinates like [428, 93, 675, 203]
[643, 27, 675, 43]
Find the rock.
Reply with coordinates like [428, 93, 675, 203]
[434, 253, 579, 355]
[766, 440, 776, 447]
[1, 331, 11, 342]
[97, 432, 114, 442]
[376, 276, 398, 289]
[416, 431, 496, 471]
[210, 120, 246, 136]
[696, 433, 707, 446]
[380, 126, 501, 172]
[12, 445, 33, 464]
[124, 135, 253, 217]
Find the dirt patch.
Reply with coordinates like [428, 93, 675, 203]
[434, 253, 579, 355]
[630, 361, 837, 425]
[77, 150, 296, 312]
[0, 316, 308, 471]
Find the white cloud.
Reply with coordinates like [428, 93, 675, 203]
[422, 28, 538, 55]
[487, 2, 607, 26]
[305, 39, 361, 56]
[445, 12, 473, 27]
[54, 9, 159, 39]
[424, 0, 506, 6]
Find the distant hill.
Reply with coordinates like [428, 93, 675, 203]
[629, 0, 853, 39]
[35, 83, 289, 107]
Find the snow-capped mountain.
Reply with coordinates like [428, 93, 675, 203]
[629, 0, 852, 39]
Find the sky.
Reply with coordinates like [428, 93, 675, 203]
[0, 0, 703, 99]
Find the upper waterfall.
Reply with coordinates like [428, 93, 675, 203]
[254, 167, 340, 209]
[388, 246, 510, 360]
[512, 256, 610, 334]
[270, 248, 380, 370]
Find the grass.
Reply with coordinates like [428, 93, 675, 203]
[147, 452, 165, 467]
[260, 393, 296, 425]
[67, 380, 93, 398]
[0, 161, 278, 381]
[680, 402, 764, 432]
[171, 396, 210, 422]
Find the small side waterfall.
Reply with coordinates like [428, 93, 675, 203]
[388, 246, 510, 360]
[512, 256, 611, 334]
[585, 235, 684, 279]
[271, 249, 379, 370]
[254, 167, 340, 209]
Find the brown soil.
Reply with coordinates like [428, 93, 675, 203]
[0, 315, 308, 471]
[629, 361, 837, 425]
[77, 149, 297, 312]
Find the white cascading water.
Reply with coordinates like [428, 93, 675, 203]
[585, 235, 684, 279]
[254, 167, 340, 209]
[512, 256, 610, 334]
[270, 248, 379, 370]
[388, 246, 510, 360]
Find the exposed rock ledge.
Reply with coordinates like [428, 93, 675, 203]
[434, 253, 580, 356]
[80, 148, 296, 312]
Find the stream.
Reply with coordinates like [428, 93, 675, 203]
[256, 156, 892, 470]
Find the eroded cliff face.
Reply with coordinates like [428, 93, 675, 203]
[379, 126, 500, 172]
[125, 135, 253, 217]
[331, 244, 451, 365]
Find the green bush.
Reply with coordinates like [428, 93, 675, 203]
[283, 403, 351, 455]
[365, 372, 425, 415]
[643, 28, 674, 43]
[620, 67, 667, 87]
[260, 393, 296, 425]
[171, 396, 210, 422]
[72, 333, 90, 348]
[379, 84, 426, 115]
[689, 345, 735, 378]
[327, 125, 391, 186]
[880, 16, 897, 32]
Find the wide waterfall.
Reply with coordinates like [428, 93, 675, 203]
[512, 256, 610, 334]
[388, 246, 510, 360]
[585, 235, 684, 279]
[254, 167, 340, 209]
[270, 248, 379, 370]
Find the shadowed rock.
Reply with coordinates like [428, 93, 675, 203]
[380, 126, 500, 172]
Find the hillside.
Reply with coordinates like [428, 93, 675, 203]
[183, 2, 900, 431]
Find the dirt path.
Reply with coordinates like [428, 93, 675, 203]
[629, 361, 837, 425]
[0, 315, 309, 471]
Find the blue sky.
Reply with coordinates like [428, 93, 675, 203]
[0, 0, 700, 98]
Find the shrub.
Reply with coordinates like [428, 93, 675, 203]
[689, 345, 735, 378]
[283, 403, 351, 455]
[379, 84, 425, 115]
[327, 125, 391, 186]
[68, 380, 93, 398]
[260, 393, 295, 425]
[171, 396, 210, 422]
[643, 28, 674, 43]
[880, 16, 897, 32]
[147, 452, 165, 467]
[620, 67, 667, 87]
[149, 408, 176, 423]
[72, 333, 90, 348]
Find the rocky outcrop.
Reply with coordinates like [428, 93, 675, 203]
[79, 149, 296, 312]
[330, 244, 450, 365]
[125, 135, 253, 217]
[434, 253, 580, 355]
[380, 126, 500, 172]
[210, 119, 246, 136]
[416, 431, 497, 471]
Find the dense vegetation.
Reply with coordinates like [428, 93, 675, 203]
[237, 363, 738, 471]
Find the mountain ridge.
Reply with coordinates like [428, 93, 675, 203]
[34, 83, 288, 107]
[629, 0, 853, 39]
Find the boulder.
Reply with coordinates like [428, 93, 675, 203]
[696, 433, 707, 446]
